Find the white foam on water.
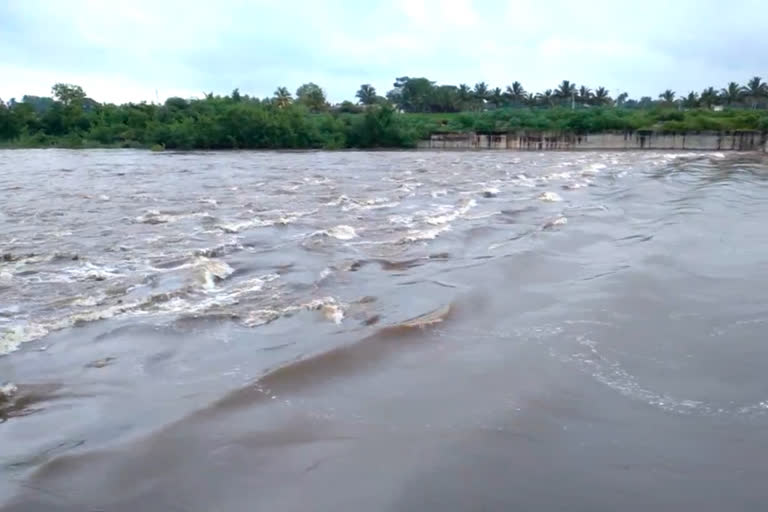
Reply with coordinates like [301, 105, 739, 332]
[242, 309, 281, 327]
[322, 304, 344, 324]
[424, 199, 477, 225]
[431, 189, 448, 198]
[482, 187, 499, 198]
[326, 225, 358, 240]
[551, 216, 568, 226]
[0, 324, 50, 355]
[65, 262, 123, 282]
[401, 225, 452, 243]
[135, 210, 210, 225]
[195, 257, 235, 290]
[581, 163, 607, 177]
[0, 382, 18, 400]
[341, 197, 399, 212]
[538, 191, 563, 202]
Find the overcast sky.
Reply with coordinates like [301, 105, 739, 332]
[1, 0, 765, 104]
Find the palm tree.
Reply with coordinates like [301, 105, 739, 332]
[505, 81, 526, 105]
[473, 82, 489, 101]
[659, 89, 676, 105]
[682, 91, 700, 109]
[355, 84, 377, 105]
[699, 86, 719, 108]
[538, 89, 555, 107]
[593, 87, 611, 106]
[745, 76, 767, 109]
[458, 84, 472, 110]
[273, 86, 292, 108]
[578, 85, 593, 106]
[616, 92, 629, 107]
[555, 80, 576, 105]
[490, 87, 504, 108]
[523, 92, 537, 107]
[720, 82, 745, 106]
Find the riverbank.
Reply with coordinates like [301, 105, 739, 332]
[2, 101, 768, 150]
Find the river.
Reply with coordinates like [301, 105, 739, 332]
[1, 149, 768, 511]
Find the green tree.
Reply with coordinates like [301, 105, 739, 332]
[473, 82, 489, 105]
[538, 89, 555, 107]
[699, 87, 719, 108]
[274, 87, 293, 108]
[682, 91, 700, 109]
[720, 82, 745, 106]
[556, 80, 576, 101]
[295, 83, 328, 112]
[489, 87, 503, 108]
[505, 81, 526, 105]
[388, 77, 435, 112]
[593, 87, 611, 106]
[51, 83, 86, 107]
[659, 89, 676, 105]
[457, 84, 472, 110]
[616, 92, 629, 107]
[578, 86, 593, 105]
[745, 76, 767, 109]
[355, 84, 377, 105]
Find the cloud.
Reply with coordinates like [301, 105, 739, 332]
[1, 0, 766, 104]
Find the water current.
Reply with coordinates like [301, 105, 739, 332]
[1, 149, 768, 510]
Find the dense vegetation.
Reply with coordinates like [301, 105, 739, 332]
[1, 78, 767, 150]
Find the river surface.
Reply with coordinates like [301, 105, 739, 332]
[1, 149, 768, 511]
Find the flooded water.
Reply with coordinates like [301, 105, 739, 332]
[2, 149, 768, 511]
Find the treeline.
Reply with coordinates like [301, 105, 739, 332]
[1, 78, 767, 150]
[379, 76, 768, 112]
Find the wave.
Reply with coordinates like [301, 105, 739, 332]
[207, 303, 453, 414]
[135, 209, 210, 225]
[424, 198, 476, 226]
[0, 267, 280, 356]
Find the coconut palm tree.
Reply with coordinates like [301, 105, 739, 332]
[720, 82, 745, 106]
[473, 82, 489, 103]
[355, 84, 377, 105]
[593, 87, 611, 106]
[273, 87, 292, 108]
[745, 76, 767, 109]
[699, 87, 719, 108]
[659, 89, 676, 105]
[523, 92, 537, 107]
[556, 80, 577, 103]
[538, 89, 555, 107]
[578, 85, 593, 106]
[505, 81, 526, 105]
[457, 83, 472, 109]
[489, 87, 504, 108]
[682, 91, 700, 109]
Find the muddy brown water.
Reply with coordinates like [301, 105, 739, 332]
[2, 149, 768, 511]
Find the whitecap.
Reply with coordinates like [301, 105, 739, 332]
[581, 163, 607, 177]
[0, 382, 18, 400]
[1, 324, 49, 355]
[195, 257, 235, 290]
[482, 187, 499, 198]
[401, 225, 452, 243]
[538, 191, 563, 202]
[326, 225, 358, 240]
[424, 199, 476, 225]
